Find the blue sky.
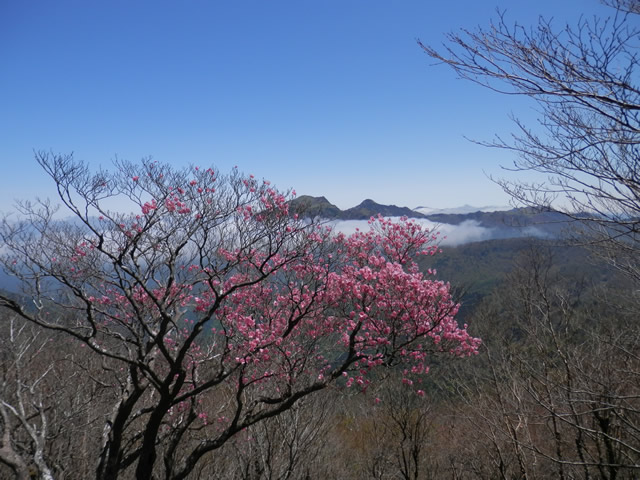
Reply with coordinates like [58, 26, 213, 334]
[0, 0, 611, 213]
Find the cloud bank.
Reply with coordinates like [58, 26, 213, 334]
[330, 217, 541, 247]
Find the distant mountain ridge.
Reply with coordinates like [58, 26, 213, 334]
[343, 199, 423, 220]
[292, 196, 427, 220]
[290, 195, 574, 239]
[0, 197, 575, 293]
[414, 204, 510, 215]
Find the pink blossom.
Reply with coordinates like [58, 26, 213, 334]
[29, 176, 481, 463]
[142, 199, 157, 215]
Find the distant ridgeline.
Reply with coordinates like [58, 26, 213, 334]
[289, 195, 574, 239]
[0, 196, 593, 301]
[289, 195, 616, 317]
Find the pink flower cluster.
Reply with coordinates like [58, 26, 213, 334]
[68, 169, 479, 421]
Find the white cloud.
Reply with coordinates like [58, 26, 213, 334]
[329, 217, 494, 247]
[437, 220, 494, 246]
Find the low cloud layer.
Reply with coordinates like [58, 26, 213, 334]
[330, 218, 537, 247]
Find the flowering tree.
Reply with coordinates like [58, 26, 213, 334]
[0, 153, 479, 480]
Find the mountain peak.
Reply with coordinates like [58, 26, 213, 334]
[289, 195, 341, 218]
[343, 199, 426, 220]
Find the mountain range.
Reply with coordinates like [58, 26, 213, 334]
[287, 196, 622, 318]
[290, 195, 574, 239]
[1, 195, 619, 330]
[413, 204, 510, 215]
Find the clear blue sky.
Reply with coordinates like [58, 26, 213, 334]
[0, 0, 611, 213]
